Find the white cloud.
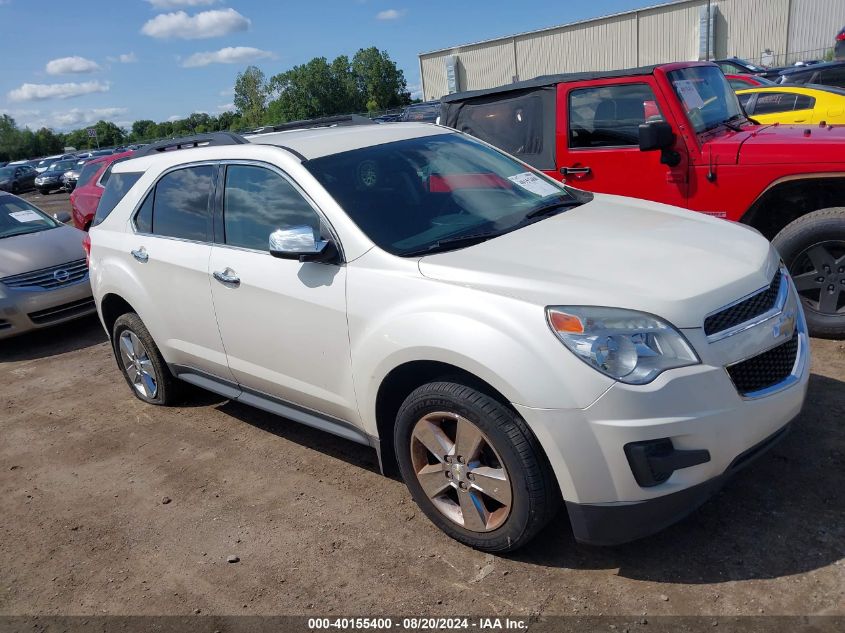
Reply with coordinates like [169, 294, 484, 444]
[219, 87, 235, 96]
[45, 56, 101, 75]
[376, 8, 405, 20]
[216, 102, 235, 112]
[141, 8, 250, 39]
[147, 0, 218, 8]
[107, 52, 138, 63]
[167, 115, 183, 122]
[1, 107, 126, 130]
[7, 81, 110, 102]
[182, 46, 272, 68]
[51, 107, 128, 128]
[407, 83, 423, 100]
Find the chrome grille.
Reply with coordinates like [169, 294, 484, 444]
[704, 270, 782, 337]
[1, 258, 88, 290]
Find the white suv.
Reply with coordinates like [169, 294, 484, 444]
[88, 123, 808, 552]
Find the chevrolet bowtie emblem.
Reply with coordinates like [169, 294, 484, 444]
[773, 310, 796, 340]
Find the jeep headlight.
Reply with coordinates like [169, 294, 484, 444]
[546, 307, 699, 384]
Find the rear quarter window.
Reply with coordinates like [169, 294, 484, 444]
[93, 171, 143, 227]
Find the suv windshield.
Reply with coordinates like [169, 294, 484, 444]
[668, 66, 745, 133]
[0, 196, 58, 238]
[305, 132, 585, 256]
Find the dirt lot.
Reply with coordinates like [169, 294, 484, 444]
[1, 192, 844, 620]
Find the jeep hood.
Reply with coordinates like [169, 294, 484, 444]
[417, 194, 778, 329]
[736, 123, 845, 165]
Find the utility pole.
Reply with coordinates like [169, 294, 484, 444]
[706, 0, 711, 61]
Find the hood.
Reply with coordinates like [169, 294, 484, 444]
[0, 225, 87, 278]
[417, 194, 777, 329]
[736, 123, 845, 165]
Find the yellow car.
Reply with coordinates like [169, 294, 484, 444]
[736, 85, 845, 125]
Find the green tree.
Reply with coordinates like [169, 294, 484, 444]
[267, 56, 361, 122]
[234, 65, 268, 128]
[131, 120, 160, 142]
[351, 47, 410, 112]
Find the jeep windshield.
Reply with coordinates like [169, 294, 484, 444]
[304, 133, 585, 257]
[0, 196, 58, 239]
[669, 65, 746, 134]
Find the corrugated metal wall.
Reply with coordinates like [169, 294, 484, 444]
[788, 0, 845, 61]
[420, 0, 842, 100]
[515, 13, 638, 79]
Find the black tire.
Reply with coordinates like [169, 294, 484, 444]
[394, 381, 559, 552]
[772, 207, 845, 339]
[112, 313, 181, 405]
[39, 188, 49, 195]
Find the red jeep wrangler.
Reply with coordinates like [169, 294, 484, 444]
[441, 61, 845, 337]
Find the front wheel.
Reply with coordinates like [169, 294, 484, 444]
[39, 188, 49, 195]
[773, 208, 845, 339]
[394, 382, 559, 552]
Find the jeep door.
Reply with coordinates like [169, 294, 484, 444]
[207, 162, 355, 422]
[556, 77, 689, 207]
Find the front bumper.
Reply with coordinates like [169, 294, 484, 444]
[516, 286, 809, 545]
[0, 279, 95, 339]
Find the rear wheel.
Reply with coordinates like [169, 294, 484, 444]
[394, 382, 559, 552]
[112, 313, 181, 405]
[773, 208, 845, 338]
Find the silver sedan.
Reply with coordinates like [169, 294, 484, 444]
[0, 193, 95, 339]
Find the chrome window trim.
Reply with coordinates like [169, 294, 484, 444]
[704, 266, 789, 343]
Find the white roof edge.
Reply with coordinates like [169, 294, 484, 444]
[418, 0, 692, 57]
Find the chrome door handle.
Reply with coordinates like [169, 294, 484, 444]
[131, 247, 149, 263]
[213, 268, 240, 285]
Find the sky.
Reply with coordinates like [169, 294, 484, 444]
[0, 0, 652, 132]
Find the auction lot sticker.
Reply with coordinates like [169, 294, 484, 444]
[9, 210, 43, 223]
[507, 172, 561, 197]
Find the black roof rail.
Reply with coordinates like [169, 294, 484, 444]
[250, 114, 376, 134]
[132, 132, 248, 158]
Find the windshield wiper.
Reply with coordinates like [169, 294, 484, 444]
[525, 198, 583, 220]
[400, 232, 503, 257]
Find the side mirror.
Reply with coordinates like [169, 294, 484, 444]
[638, 121, 675, 151]
[638, 121, 681, 168]
[53, 211, 72, 224]
[269, 226, 338, 263]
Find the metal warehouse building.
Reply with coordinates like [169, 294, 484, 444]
[419, 0, 845, 100]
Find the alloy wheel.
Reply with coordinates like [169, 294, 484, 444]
[118, 330, 158, 399]
[409, 411, 512, 532]
[791, 240, 845, 315]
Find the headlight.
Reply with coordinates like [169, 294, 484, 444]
[546, 306, 699, 384]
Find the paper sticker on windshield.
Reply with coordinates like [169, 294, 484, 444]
[9, 210, 43, 223]
[507, 172, 560, 197]
[674, 79, 705, 110]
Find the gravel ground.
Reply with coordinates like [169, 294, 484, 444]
[0, 190, 843, 619]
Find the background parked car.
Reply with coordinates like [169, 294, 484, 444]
[61, 158, 92, 193]
[35, 154, 75, 174]
[777, 61, 845, 88]
[400, 100, 441, 123]
[0, 192, 94, 339]
[836, 25, 845, 61]
[726, 73, 776, 90]
[34, 159, 77, 194]
[69, 151, 133, 230]
[736, 85, 845, 125]
[0, 164, 36, 194]
[716, 56, 785, 79]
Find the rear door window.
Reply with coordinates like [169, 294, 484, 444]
[753, 92, 814, 114]
[818, 67, 845, 88]
[76, 162, 101, 189]
[140, 165, 216, 242]
[568, 83, 663, 149]
[93, 171, 143, 227]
